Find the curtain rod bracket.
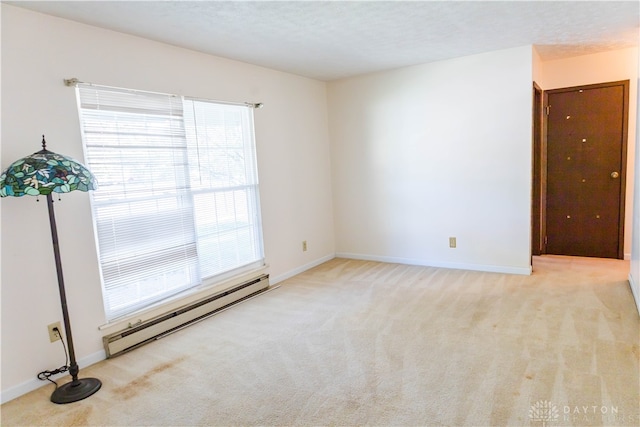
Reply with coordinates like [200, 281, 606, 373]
[64, 78, 79, 87]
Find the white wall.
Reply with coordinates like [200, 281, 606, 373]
[327, 46, 534, 274]
[1, 4, 335, 401]
[532, 46, 544, 85]
[537, 47, 639, 259]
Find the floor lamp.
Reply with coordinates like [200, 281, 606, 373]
[0, 136, 102, 404]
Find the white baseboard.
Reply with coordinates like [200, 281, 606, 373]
[0, 349, 106, 404]
[335, 252, 533, 275]
[270, 254, 335, 284]
[629, 273, 640, 317]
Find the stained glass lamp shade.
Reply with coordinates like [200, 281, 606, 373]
[0, 136, 101, 404]
[0, 139, 96, 197]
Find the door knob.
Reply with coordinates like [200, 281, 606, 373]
[611, 171, 620, 179]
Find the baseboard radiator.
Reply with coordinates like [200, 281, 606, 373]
[103, 274, 270, 358]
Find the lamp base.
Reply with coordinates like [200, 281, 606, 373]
[51, 378, 102, 404]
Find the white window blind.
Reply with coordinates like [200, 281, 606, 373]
[76, 84, 264, 320]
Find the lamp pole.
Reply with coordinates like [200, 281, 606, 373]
[47, 193, 102, 404]
[46, 194, 79, 382]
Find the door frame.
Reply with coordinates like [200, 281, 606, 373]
[531, 82, 544, 257]
[532, 80, 629, 259]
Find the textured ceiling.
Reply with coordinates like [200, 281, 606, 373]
[7, 1, 640, 81]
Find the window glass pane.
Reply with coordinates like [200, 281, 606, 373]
[184, 98, 263, 281]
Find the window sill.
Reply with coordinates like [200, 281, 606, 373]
[98, 264, 270, 334]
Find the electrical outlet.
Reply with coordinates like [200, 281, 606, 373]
[302, 240, 308, 252]
[449, 237, 457, 248]
[48, 322, 62, 343]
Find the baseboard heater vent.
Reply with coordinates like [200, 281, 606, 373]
[103, 274, 270, 358]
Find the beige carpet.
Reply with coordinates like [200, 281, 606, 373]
[2, 256, 638, 426]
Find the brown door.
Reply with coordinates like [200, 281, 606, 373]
[545, 81, 628, 259]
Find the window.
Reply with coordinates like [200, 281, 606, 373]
[76, 84, 264, 320]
